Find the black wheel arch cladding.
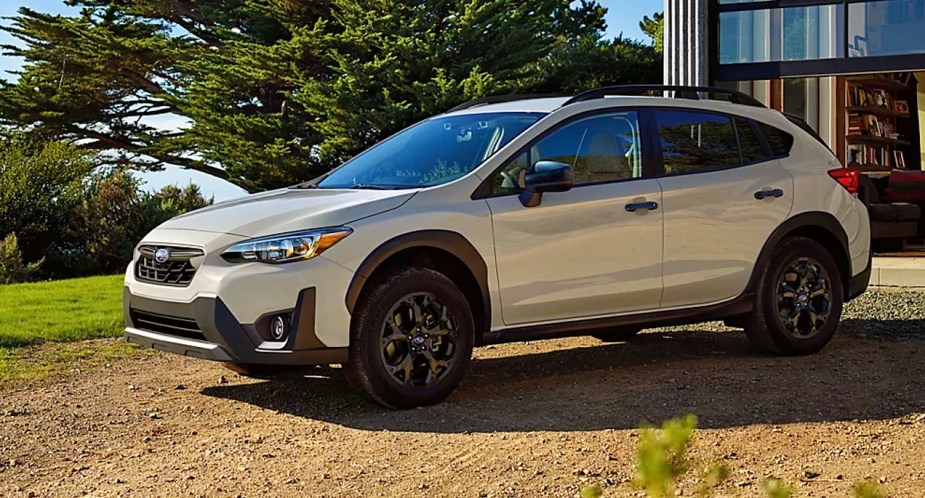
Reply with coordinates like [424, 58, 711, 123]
[746, 211, 853, 295]
[344, 230, 491, 338]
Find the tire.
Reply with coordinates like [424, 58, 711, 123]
[343, 267, 475, 409]
[592, 326, 642, 342]
[744, 237, 844, 355]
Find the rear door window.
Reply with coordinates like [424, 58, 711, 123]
[654, 110, 741, 175]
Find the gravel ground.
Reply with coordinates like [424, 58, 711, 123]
[0, 289, 923, 497]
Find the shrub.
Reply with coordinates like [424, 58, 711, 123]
[584, 415, 892, 498]
[853, 481, 885, 498]
[0, 137, 92, 274]
[142, 183, 212, 226]
[0, 233, 42, 284]
[761, 477, 794, 498]
[56, 173, 213, 277]
[635, 414, 698, 498]
[0, 137, 213, 279]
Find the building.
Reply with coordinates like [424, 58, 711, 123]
[665, 0, 925, 172]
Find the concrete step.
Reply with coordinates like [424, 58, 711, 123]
[871, 257, 925, 288]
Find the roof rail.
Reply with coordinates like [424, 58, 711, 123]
[447, 94, 564, 113]
[562, 85, 766, 108]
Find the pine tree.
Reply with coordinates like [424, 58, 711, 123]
[640, 12, 664, 54]
[1, 1, 661, 192]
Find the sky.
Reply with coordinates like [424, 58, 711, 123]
[0, 0, 663, 201]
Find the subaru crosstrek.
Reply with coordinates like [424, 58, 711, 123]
[124, 85, 872, 408]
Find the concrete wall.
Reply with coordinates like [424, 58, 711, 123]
[664, 0, 709, 86]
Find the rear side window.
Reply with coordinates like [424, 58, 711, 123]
[654, 110, 740, 175]
[735, 118, 765, 163]
[757, 122, 794, 157]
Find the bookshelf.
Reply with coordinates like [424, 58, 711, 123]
[845, 74, 916, 171]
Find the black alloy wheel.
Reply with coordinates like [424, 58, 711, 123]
[344, 267, 475, 408]
[379, 292, 460, 388]
[774, 257, 833, 340]
[744, 237, 844, 356]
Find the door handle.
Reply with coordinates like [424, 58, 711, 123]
[754, 188, 784, 200]
[625, 201, 659, 212]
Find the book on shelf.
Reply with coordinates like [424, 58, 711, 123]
[849, 144, 903, 168]
[847, 82, 909, 114]
[844, 75, 914, 170]
[846, 112, 898, 138]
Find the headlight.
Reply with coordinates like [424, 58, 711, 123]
[221, 228, 352, 264]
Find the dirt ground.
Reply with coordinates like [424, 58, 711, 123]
[1, 311, 924, 497]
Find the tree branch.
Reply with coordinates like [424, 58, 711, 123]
[67, 126, 240, 187]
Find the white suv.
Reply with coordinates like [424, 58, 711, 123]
[124, 86, 871, 408]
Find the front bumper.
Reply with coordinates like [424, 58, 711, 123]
[124, 288, 348, 366]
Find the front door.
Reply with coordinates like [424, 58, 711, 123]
[652, 110, 794, 308]
[485, 110, 664, 326]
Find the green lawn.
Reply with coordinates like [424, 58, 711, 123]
[0, 274, 124, 348]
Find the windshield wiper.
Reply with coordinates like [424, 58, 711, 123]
[350, 184, 397, 190]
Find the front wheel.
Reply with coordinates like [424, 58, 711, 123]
[745, 237, 844, 355]
[344, 267, 475, 409]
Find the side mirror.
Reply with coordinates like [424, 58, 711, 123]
[519, 161, 574, 207]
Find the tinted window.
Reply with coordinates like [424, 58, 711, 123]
[736, 118, 765, 163]
[655, 111, 740, 175]
[492, 111, 642, 194]
[757, 122, 795, 156]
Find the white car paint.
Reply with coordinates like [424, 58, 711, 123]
[124, 92, 871, 360]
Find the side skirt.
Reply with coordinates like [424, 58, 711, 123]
[481, 293, 754, 345]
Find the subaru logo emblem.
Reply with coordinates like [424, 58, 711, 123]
[154, 248, 171, 264]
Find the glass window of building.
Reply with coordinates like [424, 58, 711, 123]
[848, 0, 925, 57]
[719, 4, 844, 64]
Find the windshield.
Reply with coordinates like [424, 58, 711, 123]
[317, 112, 543, 189]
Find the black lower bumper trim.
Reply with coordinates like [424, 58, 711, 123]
[124, 287, 348, 366]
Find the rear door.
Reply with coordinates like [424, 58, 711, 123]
[652, 109, 794, 308]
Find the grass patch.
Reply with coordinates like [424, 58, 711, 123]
[0, 339, 146, 388]
[0, 274, 124, 348]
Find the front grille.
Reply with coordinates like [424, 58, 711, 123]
[135, 245, 203, 286]
[130, 309, 206, 341]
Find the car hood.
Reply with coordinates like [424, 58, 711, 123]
[159, 188, 417, 237]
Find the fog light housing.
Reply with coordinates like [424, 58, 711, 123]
[270, 315, 290, 341]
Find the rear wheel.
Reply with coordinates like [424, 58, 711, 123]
[344, 267, 475, 409]
[745, 237, 843, 355]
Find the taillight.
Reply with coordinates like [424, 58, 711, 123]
[828, 168, 859, 194]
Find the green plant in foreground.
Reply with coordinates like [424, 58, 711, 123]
[761, 477, 794, 498]
[635, 414, 698, 498]
[854, 480, 885, 498]
[580, 483, 604, 498]
[580, 415, 889, 498]
[697, 461, 731, 497]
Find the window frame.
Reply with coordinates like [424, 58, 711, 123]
[472, 107, 658, 199]
[648, 107, 788, 178]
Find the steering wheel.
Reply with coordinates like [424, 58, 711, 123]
[500, 169, 520, 189]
